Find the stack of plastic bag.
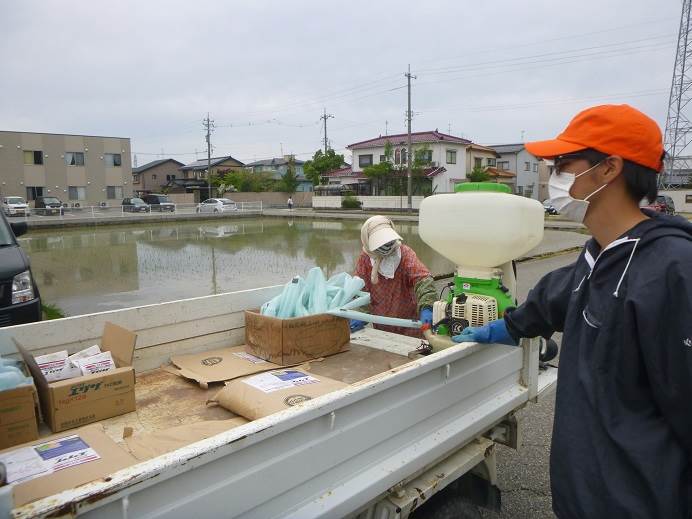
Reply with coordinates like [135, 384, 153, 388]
[261, 267, 369, 318]
[0, 356, 33, 392]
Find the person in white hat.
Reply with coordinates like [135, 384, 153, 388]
[353, 215, 436, 337]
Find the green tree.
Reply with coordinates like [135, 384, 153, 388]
[303, 149, 345, 186]
[363, 140, 393, 195]
[468, 166, 491, 182]
[279, 156, 299, 193]
[218, 170, 275, 192]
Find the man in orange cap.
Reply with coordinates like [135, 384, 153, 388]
[454, 105, 692, 518]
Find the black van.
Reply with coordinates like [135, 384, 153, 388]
[141, 194, 176, 212]
[0, 213, 41, 327]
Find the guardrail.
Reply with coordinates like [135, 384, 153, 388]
[4, 201, 263, 221]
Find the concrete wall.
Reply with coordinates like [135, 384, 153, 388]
[660, 189, 692, 212]
[313, 195, 425, 210]
[0, 131, 132, 206]
[223, 191, 313, 208]
[167, 193, 195, 204]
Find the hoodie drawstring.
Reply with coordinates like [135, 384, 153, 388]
[613, 238, 640, 298]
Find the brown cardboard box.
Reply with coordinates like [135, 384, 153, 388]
[16, 322, 138, 432]
[210, 369, 348, 420]
[0, 385, 39, 449]
[0, 423, 136, 507]
[167, 345, 288, 388]
[123, 417, 248, 461]
[244, 310, 349, 365]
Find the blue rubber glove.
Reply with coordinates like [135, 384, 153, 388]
[452, 319, 517, 346]
[349, 319, 366, 333]
[419, 307, 433, 326]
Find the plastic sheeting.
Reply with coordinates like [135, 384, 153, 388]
[0, 357, 33, 391]
[261, 267, 370, 319]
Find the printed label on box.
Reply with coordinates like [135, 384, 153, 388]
[231, 352, 268, 364]
[242, 370, 319, 393]
[0, 434, 100, 484]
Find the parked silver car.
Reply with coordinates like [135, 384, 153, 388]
[196, 198, 238, 213]
[2, 196, 31, 217]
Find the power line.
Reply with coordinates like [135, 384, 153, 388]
[415, 16, 676, 70]
[415, 41, 672, 87]
[417, 34, 672, 75]
[418, 88, 668, 114]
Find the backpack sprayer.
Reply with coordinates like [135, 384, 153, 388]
[417, 183, 545, 352]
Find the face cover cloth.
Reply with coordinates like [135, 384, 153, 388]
[548, 161, 608, 223]
[369, 244, 402, 280]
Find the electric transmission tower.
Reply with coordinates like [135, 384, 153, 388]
[662, 0, 692, 188]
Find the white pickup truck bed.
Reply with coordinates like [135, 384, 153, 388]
[0, 285, 557, 519]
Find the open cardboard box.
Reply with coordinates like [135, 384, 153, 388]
[244, 309, 349, 365]
[16, 322, 137, 433]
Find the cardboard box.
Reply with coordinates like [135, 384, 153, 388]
[0, 423, 136, 507]
[166, 345, 288, 389]
[210, 369, 348, 420]
[16, 322, 138, 432]
[0, 385, 39, 449]
[244, 310, 349, 365]
[123, 417, 248, 461]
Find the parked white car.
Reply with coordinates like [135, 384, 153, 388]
[196, 198, 238, 213]
[1, 196, 30, 217]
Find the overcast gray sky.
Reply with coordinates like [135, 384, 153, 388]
[0, 0, 680, 166]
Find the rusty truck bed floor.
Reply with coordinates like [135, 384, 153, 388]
[90, 342, 410, 443]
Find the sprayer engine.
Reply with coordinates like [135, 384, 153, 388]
[432, 287, 501, 336]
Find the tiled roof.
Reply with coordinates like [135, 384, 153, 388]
[468, 143, 500, 156]
[348, 131, 472, 150]
[322, 165, 445, 179]
[133, 158, 184, 174]
[322, 166, 366, 179]
[486, 167, 516, 178]
[245, 157, 305, 167]
[488, 143, 525, 154]
[180, 155, 245, 171]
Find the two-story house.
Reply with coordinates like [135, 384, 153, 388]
[179, 155, 245, 182]
[489, 144, 543, 199]
[244, 156, 313, 192]
[132, 158, 184, 194]
[346, 131, 499, 193]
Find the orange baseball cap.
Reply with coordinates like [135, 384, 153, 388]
[524, 104, 664, 172]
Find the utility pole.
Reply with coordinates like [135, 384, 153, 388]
[405, 64, 417, 212]
[385, 120, 389, 135]
[203, 112, 215, 199]
[320, 108, 334, 154]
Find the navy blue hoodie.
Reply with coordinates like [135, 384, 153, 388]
[505, 211, 692, 519]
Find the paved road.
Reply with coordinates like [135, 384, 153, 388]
[432, 252, 578, 518]
[486, 253, 578, 519]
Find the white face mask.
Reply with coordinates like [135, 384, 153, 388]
[548, 162, 608, 223]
